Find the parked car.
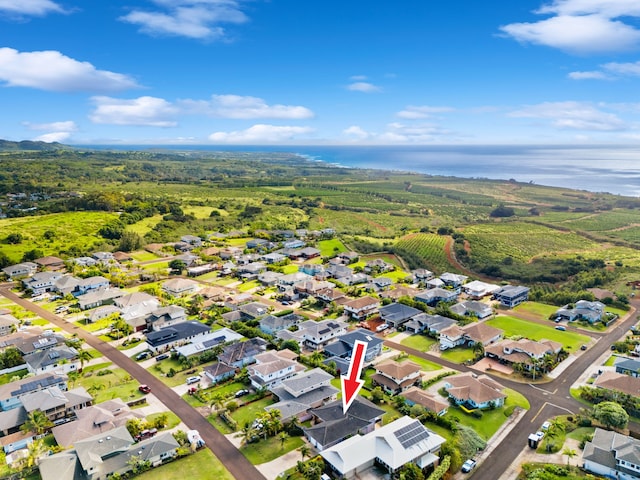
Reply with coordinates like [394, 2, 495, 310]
[555, 325, 566, 331]
[580, 344, 587, 351]
[541, 421, 551, 431]
[136, 351, 151, 361]
[138, 384, 151, 394]
[376, 323, 390, 332]
[461, 459, 477, 473]
[186, 375, 201, 385]
[156, 353, 169, 361]
[54, 305, 69, 313]
[235, 389, 250, 398]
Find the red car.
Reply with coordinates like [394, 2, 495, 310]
[138, 384, 151, 394]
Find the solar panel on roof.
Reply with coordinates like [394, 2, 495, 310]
[319, 328, 330, 335]
[393, 421, 430, 449]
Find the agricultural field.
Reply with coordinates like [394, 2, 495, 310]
[0, 211, 119, 263]
[393, 233, 455, 273]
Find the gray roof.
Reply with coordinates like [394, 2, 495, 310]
[0, 406, 27, 432]
[20, 385, 68, 412]
[279, 368, 334, 397]
[583, 428, 640, 471]
[0, 372, 67, 400]
[74, 425, 134, 472]
[25, 345, 78, 371]
[146, 321, 210, 348]
[379, 303, 422, 323]
[39, 452, 84, 480]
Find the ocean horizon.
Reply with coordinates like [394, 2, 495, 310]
[81, 144, 640, 198]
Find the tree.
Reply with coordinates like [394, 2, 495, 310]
[279, 431, 289, 448]
[210, 393, 226, 414]
[118, 231, 143, 252]
[298, 444, 311, 461]
[77, 348, 92, 371]
[6, 232, 23, 244]
[370, 386, 385, 404]
[562, 447, 577, 466]
[22, 249, 43, 262]
[169, 259, 186, 273]
[592, 401, 629, 430]
[21, 410, 53, 435]
[398, 462, 424, 480]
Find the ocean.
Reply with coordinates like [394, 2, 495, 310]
[85, 144, 640, 197]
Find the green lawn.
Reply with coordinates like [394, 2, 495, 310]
[129, 250, 160, 262]
[440, 347, 476, 364]
[317, 238, 347, 257]
[603, 355, 617, 366]
[378, 269, 410, 282]
[400, 334, 436, 351]
[76, 367, 146, 403]
[0, 368, 28, 386]
[407, 354, 443, 372]
[135, 449, 234, 480]
[282, 264, 299, 274]
[486, 316, 591, 351]
[231, 397, 276, 429]
[74, 316, 113, 333]
[146, 411, 181, 429]
[514, 302, 558, 318]
[238, 280, 260, 292]
[240, 434, 304, 465]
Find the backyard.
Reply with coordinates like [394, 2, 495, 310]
[486, 316, 591, 351]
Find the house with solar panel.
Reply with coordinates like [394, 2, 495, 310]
[173, 327, 243, 358]
[320, 415, 446, 479]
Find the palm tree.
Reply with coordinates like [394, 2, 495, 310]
[562, 447, 577, 466]
[77, 347, 93, 371]
[530, 357, 541, 381]
[209, 393, 225, 414]
[21, 410, 53, 436]
[298, 444, 311, 461]
[309, 350, 324, 367]
[238, 423, 255, 446]
[279, 431, 289, 448]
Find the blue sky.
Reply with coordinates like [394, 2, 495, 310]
[2, 0, 640, 145]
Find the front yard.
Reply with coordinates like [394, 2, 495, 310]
[136, 449, 234, 480]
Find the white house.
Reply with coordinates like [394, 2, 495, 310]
[583, 428, 640, 480]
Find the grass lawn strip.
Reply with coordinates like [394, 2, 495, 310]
[486, 315, 590, 351]
[240, 434, 304, 465]
[135, 449, 234, 480]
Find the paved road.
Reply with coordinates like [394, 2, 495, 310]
[0, 284, 266, 480]
[388, 301, 639, 480]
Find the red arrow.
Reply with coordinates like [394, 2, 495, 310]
[341, 340, 368, 414]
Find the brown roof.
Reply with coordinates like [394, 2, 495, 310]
[371, 373, 417, 391]
[594, 371, 640, 397]
[462, 322, 502, 344]
[112, 251, 133, 261]
[344, 296, 380, 310]
[446, 372, 506, 405]
[34, 256, 65, 266]
[380, 286, 419, 300]
[403, 387, 449, 414]
[376, 359, 422, 380]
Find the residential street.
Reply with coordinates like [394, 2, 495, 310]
[0, 283, 267, 480]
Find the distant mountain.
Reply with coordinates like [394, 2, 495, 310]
[0, 139, 66, 151]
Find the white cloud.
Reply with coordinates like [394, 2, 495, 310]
[33, 131, 73, 143]
[90, 96, 178, 126]
[396, 105, 454, 119]
[536, 0, 640, 18]
[120, 0, 248, 40]
[500, 14, 640, 54]
[509, 101, 626, 131]
[24, 120, 77, 131]
[568, 70, 610, 80]
[602, 61, 640, 76]
[180, 94, 313, 119]
[208, 124, 314, 143]
[342, 126, 370, 140]
[346, 82, 381, 93]
[0, 48, 139, 92]
[349, 75, 368, 81]
[0, 0, 64, 16]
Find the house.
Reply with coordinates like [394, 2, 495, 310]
[298, 247, 321, 259]
[34, 256, 65, 271]
[278, 272, 312, 290]
[616, 358, 640, 378]
[218, 338, 268, 368]
[380, 285, 420, 302]
[444, 372, 506, 409]
[88, 305, 120, 323]
[261, 252, 287, 264]
[259, 313, 303, 335]
[438, 324, 466, 350]
[450, 300, 493, 319]
[582, 428, 640, 480]
[378, 303, 422, 329]
[0, 314, 18, 336]
[92, 251, 115, 264]
[315, 288, 346, 304]
[111, 251, 133, 263]
[78, 288, 125, 310]
[162, 278, 199, 297]
[144, 305, 187, 331]
[248, 350, 304, 389]
[39, 426, 179, 480]
[320, 416, 446, 479]
[284, 239, 305, 249]
[0, 373, 68, 411]
[114, 292, 160, 323]
[52, 398, 145, 447]
[555, 300, 606, 324]
[203, 362, 237, 384]
[298, 263, 325, 277]
[303, 397, 385, 451]
[372, 359, 422, 395]
[323, 328, 384, 364]
[23, 271, 63, 296]
[463, 280, 501, 299]
[338, 251, 359, 264]
[440, 272, 468, 290]
[286, 319, 348, 351]
[181, 234, 202, 247]
[295, 280, 334, 297]
[25, 345, 80, 375]
[267, 368, 339, 421]
[73, 256, 98, 268]
[19, 386, 91, 423]
[187, 263, 218, 277]
[415, 288, 458, 307]
[145, 321, 210, 353]
[239, 301, 271, 320]
[593, 371, 640, 398]
[343, 296, 380, 320]
[404, 313, 457, 335]
[2, 262, 38, 280]
[403, 387, 449, 416]
[484, 338, 563, 369]
[1, 430, 34, 455]
[366, 277, 393, 292]
[493, 285, 530, 308]
[411, 269, 434, 283]
[54, 275, 81, 295]
[174, 252, 199, 267]
[461, 322, 503, 347]
[246, 238, 269, 249]
[336, 272, 370, 286]
[257, 271, 283, 287]
[426, 278, 445, 289]
[326, 264, 352, 279]
[13, 332, 68, 356]
[76, 276, 110, 296]
[174, 327, 243, 358]
[238, 262, 266, 279]
[364, 259, 394, 273]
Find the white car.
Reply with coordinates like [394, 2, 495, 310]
[461, 459, 477, 473]
[376, 323, 389, 332]
[186, 375, 201, 385]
